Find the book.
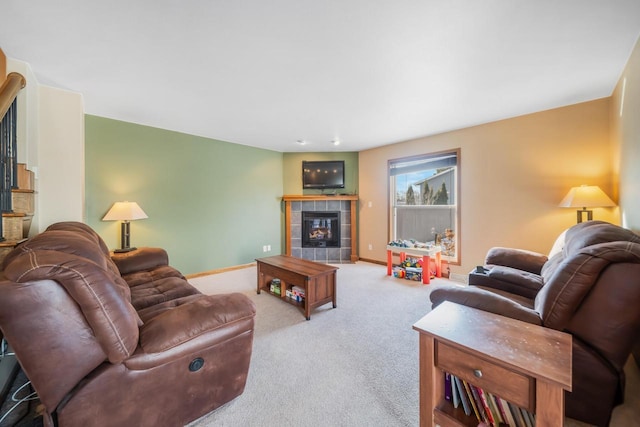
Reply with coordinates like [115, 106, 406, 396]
[444, 372, 452, 402]
[453, 375, 472, 416]
[500, 397, 518, 426]
[486, 392, 503, 425]
[508, 401, 527, 427]
[450, 374, 460, 408]
[495, 396, 514, 426]
[462, 380, 482, 422]
[474, 385, 494, 425]
[521, 408, 535, 427]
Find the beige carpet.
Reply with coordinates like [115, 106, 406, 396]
[187, 261, 640, 427]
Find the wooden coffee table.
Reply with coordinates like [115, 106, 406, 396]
[256, 255, 338, 320]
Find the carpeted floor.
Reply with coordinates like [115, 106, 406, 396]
[187, 261, 640, 427]
[187, 261, 438, 427]
[1, 261, 637, 426]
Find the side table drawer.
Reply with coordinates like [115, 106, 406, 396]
[436, 342, 534, 411]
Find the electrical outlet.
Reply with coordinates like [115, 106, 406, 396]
[368, 244, 373, 250]
[262, 245, 267, 252]
[267, 245, 271, 251]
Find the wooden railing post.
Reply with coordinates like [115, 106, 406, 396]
[0, 73, 25, 120]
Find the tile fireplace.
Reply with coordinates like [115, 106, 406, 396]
[282, 195, 358, 263]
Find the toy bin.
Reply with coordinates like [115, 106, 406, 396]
[404, 267, 422, 281]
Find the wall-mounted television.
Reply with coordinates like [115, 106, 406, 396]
[302, 160, 345, 189]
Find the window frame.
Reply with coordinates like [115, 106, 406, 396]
[387, 148, 461, 265]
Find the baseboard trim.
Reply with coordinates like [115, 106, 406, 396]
[449, 272, 468, 284]
[186, 256, 446, 279]
[186, 262, 256, 279]
[357, 257, 386, 266]
[188, 257, 389, 279]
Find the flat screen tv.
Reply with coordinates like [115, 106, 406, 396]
[302, 160, 345, 189]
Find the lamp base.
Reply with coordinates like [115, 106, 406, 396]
[577, 209, 593, 223]
[114, 247, 137, 253]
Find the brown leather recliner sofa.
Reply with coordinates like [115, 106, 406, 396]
[431, 220, 640, 427]
[0, 221, 256, 427]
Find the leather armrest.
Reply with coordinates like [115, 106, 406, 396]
[430, 286, 542, 325]
[128, 293, 256, 370]
[469, 267, 542, 300]
[111, 247, 169, 275]
[484, 247, 548, 274]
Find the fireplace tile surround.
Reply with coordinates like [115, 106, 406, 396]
[282, 195, 358, 263]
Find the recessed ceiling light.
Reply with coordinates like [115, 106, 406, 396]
[331, 140, 340, 146]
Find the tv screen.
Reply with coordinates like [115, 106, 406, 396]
[302, 160, 345, 189]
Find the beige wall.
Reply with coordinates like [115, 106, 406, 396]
[359, 99, 617, 277]
[612, 36, 640, 232]
[6, 57, 85, 233]
[37, 85, 85, 226]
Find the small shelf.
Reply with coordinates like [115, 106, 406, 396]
[434, 405, 478, 427]
[284, 296, 305, 308]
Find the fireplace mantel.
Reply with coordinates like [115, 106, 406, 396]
[282, 195, 359, 202]
[282, 195, 358, 262]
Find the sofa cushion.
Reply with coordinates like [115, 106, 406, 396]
[136, 294, 203, 323]
[123, 266, 200, 310]
[139, 293, 256, 353]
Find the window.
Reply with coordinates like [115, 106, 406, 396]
[388, 149, 460, 263]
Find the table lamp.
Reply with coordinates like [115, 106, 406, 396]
[558, 185, 616, 223]
[102, 201, 148, 252]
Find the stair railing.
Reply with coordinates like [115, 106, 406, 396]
[0, 72, 27, 242]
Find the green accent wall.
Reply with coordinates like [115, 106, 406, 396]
[85, 115, 284, 275]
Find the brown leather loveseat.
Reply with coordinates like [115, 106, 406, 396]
[0, 221, 256, 426]
[431, 220, 640, 426]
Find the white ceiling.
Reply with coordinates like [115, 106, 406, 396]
[2, 1, 640, 153]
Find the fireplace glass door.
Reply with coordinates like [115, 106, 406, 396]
[302, 211, 341, 248]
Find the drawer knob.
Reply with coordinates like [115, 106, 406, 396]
[473, 369, 483, 378]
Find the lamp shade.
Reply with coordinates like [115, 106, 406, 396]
[102, 201, 148, 221]
[558, 185, 616, 209]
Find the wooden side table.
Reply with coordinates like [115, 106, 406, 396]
[413, 302, 572, 427]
